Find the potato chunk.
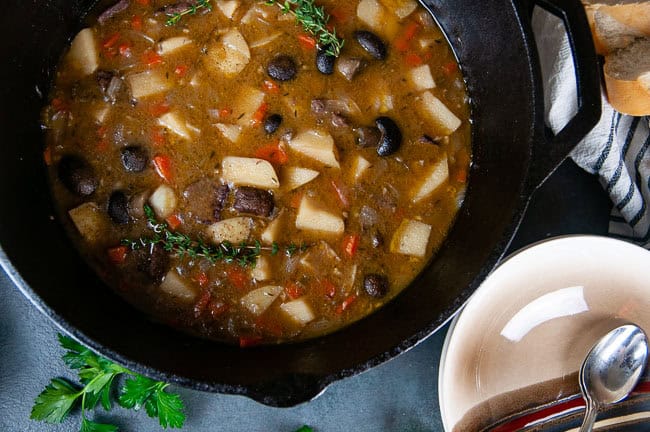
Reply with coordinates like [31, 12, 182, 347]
[67, 28, 99, 76]
[157, 37, 193, 56]
[261, 212, 284, 244]
[282, 167, 320, 191]
[280, 298, 316, 326]
[149, 185, 177, 219]
[158, 112, 191, 139]
[412, 155, 449, 203]
[295, 196, 344, 236]
[216, 0, 239, 19]
[215, 123, 243, 143]
[352, 155, 372, 181]
[160, 270, 197, 302]
[207, 217, 253, 244]
[221, 156, 280, 189]
[409, 65, 436, 91]
[241, 285, 283, 316]
[235, 87, 266, 126]
[251, 256, 272, 281]
[206, 29, 251, 76]
[381, 0, 418, 19]
[289, 130, 340, 168]
[126, 71, 171, 99]
[68, 202, 108, 243]
[419, 91, 462, 135]
[390, 219, 432, 258]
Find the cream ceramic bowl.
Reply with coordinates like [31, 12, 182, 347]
[439, 235, 650, 432]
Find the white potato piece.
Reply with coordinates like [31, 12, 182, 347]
[160, 270, 197, 302]
[381, 0, 418, 19]
[158, 112, 191, 139]
[157, 36, 193, 56]
[280, 298, 316, 326]
[250, 32, 282, 48]
[390, 219, 432, 258]
[409, 65, 436, 91]
[289, 130, 340, 168]
[419, 91, 462, 135]
[261, 213, 284, 244]
[216, 0, 239, 19]
[412, 155, 449, 203]
[295, 196, 344, 236]
[241, 285, 283, 316]
[352, 155, 372, 181]
[221, 156, 280, 189]
[126, 71, 171, 99]
[235, 87, 265, 126]
[357, 0, 385, 30]
[215, 123, 243, 143]
[149, 185, 177, 219]
[251, 256, 272, 281]
[206, 29, 251, 75]
[67, 28, 99, 75]
[68, 202, 108, 243]
[207, 217, 253, 244]
[282, 166, 320, 191]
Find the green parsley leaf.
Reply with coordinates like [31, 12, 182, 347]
[294, 427, 314, 432]
[30, 378, 80, 423]
[80, 417, 119, 432]
[154, 386, 186, 429]
[119, 376, 186, 429]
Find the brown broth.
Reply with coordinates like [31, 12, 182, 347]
[44, 0, 471, 345]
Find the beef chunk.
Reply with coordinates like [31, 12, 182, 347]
[233, 187, 274, 217]
[183, 180, 230, 224]
[135, 244, 169, 282]
[98, 0, 129, 25]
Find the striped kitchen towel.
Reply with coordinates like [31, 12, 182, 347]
[533, 9, 650, 248]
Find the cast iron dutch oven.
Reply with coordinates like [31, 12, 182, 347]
[0, 0, 600, 406]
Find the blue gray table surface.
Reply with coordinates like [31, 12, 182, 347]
[0, 160, 612, 432]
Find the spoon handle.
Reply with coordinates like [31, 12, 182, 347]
[579, 401, 599, 432]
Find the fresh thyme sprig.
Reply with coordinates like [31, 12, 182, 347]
[31, 334, 185, 431]
[165, 0, 212, 26]
[123, 205, 308, 267]
[265, 0, 345, 57]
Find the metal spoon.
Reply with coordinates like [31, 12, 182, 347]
[578, 324, 648, 432]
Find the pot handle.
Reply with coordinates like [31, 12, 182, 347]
[523, 0, 601, 190]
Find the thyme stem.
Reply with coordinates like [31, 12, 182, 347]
[165, 0, 212, 26]
[265, 0, 345, 57]
[123, 206, 308, 267]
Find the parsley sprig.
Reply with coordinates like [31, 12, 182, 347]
[31, 334, 185, 431]
[123, 205, 308, 267]
[165, 0, 212, 26]
[266, 0, 345, 57]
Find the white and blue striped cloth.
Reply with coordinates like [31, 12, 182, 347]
[534, 9, 650, 248]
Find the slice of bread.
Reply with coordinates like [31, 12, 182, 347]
[603, 38, 650, 115]
[583, 1, 650, 54]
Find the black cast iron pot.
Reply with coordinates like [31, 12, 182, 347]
[0, 0, 600, 407]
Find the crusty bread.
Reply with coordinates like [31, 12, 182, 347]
[603, 38, 650, 115]
[581, 1, 650, 115]
[583, 2, 650, 54]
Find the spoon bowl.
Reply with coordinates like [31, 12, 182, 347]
[578, 324, 649, 432]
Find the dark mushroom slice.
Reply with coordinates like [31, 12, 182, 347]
[58, 155, 98, 197]
[331, 113, 349, 128]
[363, 274, 389, 298]
[135, 243, 169, 282]
[267, 55, 298, 81]
[120, 145, 148, 172]
[97, 0, 129, 25]
[337, 57, 366, 81]
[354, 31, 387, 60]
[233, 187, 274, 217]
[355, 126, 382, 148]
[264, 114, 283, 134]
[316, 47, 336, 75]
[375, 117, 403, 156]
[96, 70, 115, 93]
[419, 134, 443, 145]
[107, 190, 130, 224]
